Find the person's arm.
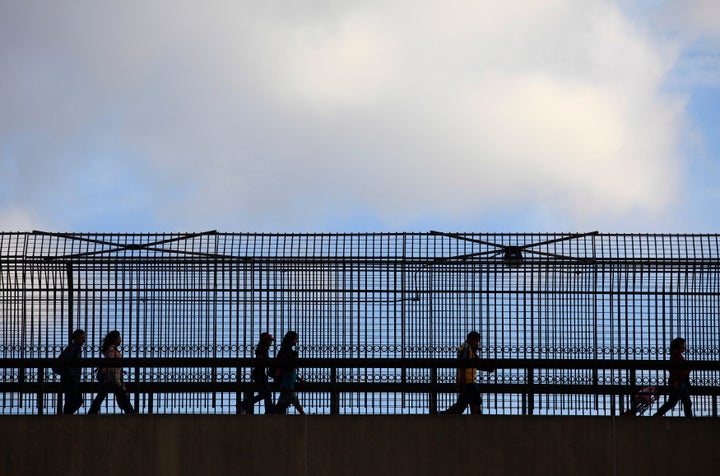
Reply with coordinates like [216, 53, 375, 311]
[291, 349, 305, 382]
[107, 345, 122, 384]
[482, 353, 496, 373]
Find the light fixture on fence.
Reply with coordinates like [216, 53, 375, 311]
[503, 246, 524, 267]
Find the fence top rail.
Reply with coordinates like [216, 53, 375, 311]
[2, 231, 720, 262]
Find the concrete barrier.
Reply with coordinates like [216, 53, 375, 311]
[1, 415, 717, 475]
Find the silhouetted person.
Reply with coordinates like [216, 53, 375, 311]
[444, 331, 494, 414]
[239, 332, 275, 414]
[88, 331, 134, 414]
[275, 331, 305, 415]
[654, 337, 692, 417]
[58, 329, 86, 414]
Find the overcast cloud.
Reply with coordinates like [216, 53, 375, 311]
[1, 0, 719, 232]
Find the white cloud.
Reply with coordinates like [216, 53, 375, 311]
[0, 0, 701, 231]
[666, 0, 720, 40]
[0, 207, 41, 232]
[636, 0, 720, 90]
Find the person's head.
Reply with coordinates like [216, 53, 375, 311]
[259, 332, 275, 346]
[670, 337, 686, 353]
[281, 331, 299, 348]
[101, 330, 122, 354]
[467, 331, 481, 350]
[71, 329, 86, 345]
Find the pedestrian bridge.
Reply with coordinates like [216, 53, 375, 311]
[2, 231, 719, 473]
[2, 415, 716, 476]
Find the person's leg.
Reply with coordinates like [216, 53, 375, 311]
[114, 386, 135, 414]
[262, 391, 275, 414]
[290, 392, 305, 415]
[63, 391, 74, 414]
[249, 394, 264, 405]
[238, 396, 250, 413]
[240, 392, 266, 413]
[64, 385, 83, 414]
[61, 378, 76, 414]
[681, 395, 693, 417]
[444, 387, 470, 414]
[654, 388, 680, 416]
[241, 383, 275, 413]
[259, 379, 275, 414]
[679, 383, 693, 417]
[88, 386, 109, 414]
[443, 402, 464, 414]
[275, 392, 290, 414]
[469, 384, 482, 414]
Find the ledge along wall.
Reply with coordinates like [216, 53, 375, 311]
[2, 415, 718, 476]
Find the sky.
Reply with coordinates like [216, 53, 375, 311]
[1, 0, 719, 234]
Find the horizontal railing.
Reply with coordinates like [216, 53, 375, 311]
[1, 358, 718, 416]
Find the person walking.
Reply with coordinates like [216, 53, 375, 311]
[274, 331, 305, 415]
[654, 337, 693, 417]
[58, 329, 86, 414]
[88, 330, 135, 414]
[443, 331, 494, 414]
[239, 332, 276, 414]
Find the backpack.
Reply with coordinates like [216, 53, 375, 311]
[52, 347, 69, 376]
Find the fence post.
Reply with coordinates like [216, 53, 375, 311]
[66, 263, 74, 339]
[623, 368, 636, 416]
[527, 368, 534, 415]
[37, 367, 44, 415]
[330, 367, 339, 415]
[134, 366, 140, 413]
[429, 367, 438, 414]
[236, 366, 243, 414]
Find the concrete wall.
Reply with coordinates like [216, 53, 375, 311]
[1, 415, 717, 476]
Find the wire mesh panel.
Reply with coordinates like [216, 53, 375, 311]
[1, 231, 719, 415]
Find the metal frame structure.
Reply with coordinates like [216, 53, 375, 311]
[1, 231, 719, 415]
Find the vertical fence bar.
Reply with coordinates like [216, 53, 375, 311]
[37, 367, 44, 415]
[134, 366, 140, 412]
[429, 367, 437, 414]
[330, 367, 339, 415]
[527, 368, 534, 416]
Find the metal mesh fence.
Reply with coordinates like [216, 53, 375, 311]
[1, 231, 719, 415]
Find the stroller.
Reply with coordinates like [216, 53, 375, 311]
[622, 386, 658, 416]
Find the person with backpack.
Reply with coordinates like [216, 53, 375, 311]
[56, 329, 86, 414]
[654, 337, 693, 417]
[88, 330, 135, 414]
[274, 331, 305, 415]
[239, 332, 276, 414]
[443, 331, 494, 414]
